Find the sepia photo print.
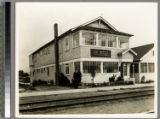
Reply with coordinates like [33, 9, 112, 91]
[16, 2, 158, 118]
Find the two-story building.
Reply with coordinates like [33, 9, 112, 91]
[29, 16, 139, 84]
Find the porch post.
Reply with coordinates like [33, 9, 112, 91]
[96, 33, 99, 46]
[80, 61, 83, 74]
[127, 64, 130, 77]
[139, 63, 141, 73]
[132, 64, 134, 78]
[116, 36, 119, 48]
[79, 31, 82, 45]
[101, 62, 103, 74]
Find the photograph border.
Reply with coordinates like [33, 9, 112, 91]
[9, 0, 160, 119]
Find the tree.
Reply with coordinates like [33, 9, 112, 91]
[19, 70, 30, 83]
[72, 70, 82, 89]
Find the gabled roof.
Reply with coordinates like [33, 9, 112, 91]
[117, 48, 137, 57]
[72, 16, 118, 31]
[131, 43, 154, 61]
[31, 16, 133, 55]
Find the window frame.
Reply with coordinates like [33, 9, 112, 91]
[103, 62, 118, 73]
[82, 31, 96, 46]
[72, 32, 79, 48]
[83, 61, 101, 74]
[65, 64, 70, 75]
[141, 63, 147, 73]
[65, 37, 70, 51]
[148, 63, 154, 73]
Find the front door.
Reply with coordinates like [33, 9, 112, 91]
[123, 63, 128, 77]
[121, 63, 130, 78]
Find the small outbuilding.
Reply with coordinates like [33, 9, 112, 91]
[131, 43, 155, 83]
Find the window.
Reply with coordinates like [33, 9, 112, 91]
[82, 32, 96, 45]
[73, 32, 79, 48]
[141, 63, 147, 73]
[99, 34, 107, 46]
[108, 36, 116, 47]
[130, 63, 139, 73]
[74, 62, 80, 72]
[65, 64, 70, 75]
[148, 63, 154, 72]
[33, 70, 35, 76]
[123, 64, 127, 76]
[119, 37, 129, 48]
[83, 61, 101, 73]
[99, 34, 116, 47]
[47, 67, 49, 76]
[103, 62, 118, 73]
[37, 69, 40, 73]
[65, 38, 69, 51]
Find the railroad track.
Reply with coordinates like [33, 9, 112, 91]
[19, 87, 154, 112]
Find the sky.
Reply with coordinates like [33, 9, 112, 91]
[16, 2, 157, 72]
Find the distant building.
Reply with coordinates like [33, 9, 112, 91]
[29, 16, 155, 85]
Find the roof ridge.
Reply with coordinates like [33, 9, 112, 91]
[131, 43, 154, 49]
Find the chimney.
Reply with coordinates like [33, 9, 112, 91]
[54, 24, 59, 85]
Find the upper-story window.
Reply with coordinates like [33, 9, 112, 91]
[99, 33, 116, 47]
[99, 34, 107, 46]
[119, 36, 129, 49]
[65, 38, 69, 51]
[73, 32, 79, 48]
[82, 32, 96, 45]
[108, 36, 116, 47]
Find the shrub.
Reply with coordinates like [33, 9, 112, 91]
[117, 76, 124, 82]
[59, 73, 70, 86]
[115, 76, 124, 85]
[29, 86, 36, 90]
[127, 80, 134, 85]
[109, 75, 116, 83]
[38, 79, 47, 85]
[141, 76, 146, 83]
[103, 82, 107, 86]
[50, 80, 54, 85]
[32, 80, 38, 87]
[19, 76, 30, 83]
[72, 71, 82, 89]
[145, 80, 154, 83]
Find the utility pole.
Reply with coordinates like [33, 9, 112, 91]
[54, 24, 59, 85]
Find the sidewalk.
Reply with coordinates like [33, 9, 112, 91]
[20, 83, 154, 98]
